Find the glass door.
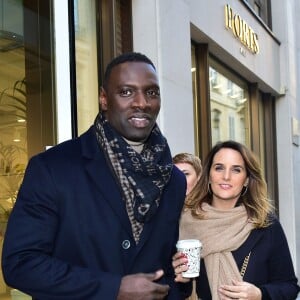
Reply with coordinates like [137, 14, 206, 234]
[0, 1, 56, 298]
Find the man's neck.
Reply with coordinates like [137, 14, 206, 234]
[123, 138, 144, 153]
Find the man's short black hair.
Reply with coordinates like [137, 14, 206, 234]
[102, 52, 156, 90]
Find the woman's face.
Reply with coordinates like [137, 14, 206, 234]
[175, 162, 200, 195]
[209, 148, 248, 209]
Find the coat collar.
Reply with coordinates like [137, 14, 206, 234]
[232, 226, 265, 262]
[80, 126, 133, 238]
[79, 126, 158, 255]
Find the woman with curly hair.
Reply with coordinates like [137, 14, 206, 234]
[173, 140, 299, 300]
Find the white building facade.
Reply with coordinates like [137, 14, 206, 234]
[0, 0, 299, 298]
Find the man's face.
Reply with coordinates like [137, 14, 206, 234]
[100, 62, 161, 142]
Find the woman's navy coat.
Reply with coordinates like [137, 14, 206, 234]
[194, 217, 300, 299]
[2, 126, 186, 299]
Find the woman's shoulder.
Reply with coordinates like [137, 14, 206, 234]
[236, 214, 287, 257]
[250, 213, 288, 245]
[265, 213, 283, 231]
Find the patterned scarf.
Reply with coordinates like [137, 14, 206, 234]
[94, 112, 173, 243]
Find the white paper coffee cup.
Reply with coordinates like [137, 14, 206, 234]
[176, 239, 202, 278]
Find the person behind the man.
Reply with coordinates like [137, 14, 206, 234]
[2, 52, 187, 299]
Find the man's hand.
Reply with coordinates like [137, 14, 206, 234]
[117, 269, 170, 300]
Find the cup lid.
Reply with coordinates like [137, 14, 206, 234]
[176, 239, 202, 248]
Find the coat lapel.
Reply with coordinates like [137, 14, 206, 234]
[80, 127, 133, 238]
[80, 127, 160, 270]
[233, 227, 265, 264]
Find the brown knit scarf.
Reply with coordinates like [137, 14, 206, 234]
[94, 112, 173, 244]
[179, 203, 254, 300]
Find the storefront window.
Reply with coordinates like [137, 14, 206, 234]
[243, 0, 272, 28]
[0, 0, 26, 241]
[191, 44, 275, 205]
[209, 59, 250, 147]
[0, 0, 56, 298]
[74, 0, 99, 135]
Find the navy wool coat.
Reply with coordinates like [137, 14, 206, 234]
[2, 126, 187, 300]
[191, 217, 300, 299]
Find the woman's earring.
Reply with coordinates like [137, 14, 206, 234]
[241, 185, 248, 197]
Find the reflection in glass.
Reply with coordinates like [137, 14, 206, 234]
[74, 0, 99, 135]
[191, 45, 200, 154]
[209, 63, 250, 146]
[0, 0, 27, 298]
[0, 0, 55, 298]
[0, 1, 27, 223]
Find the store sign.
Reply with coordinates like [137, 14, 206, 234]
[225, 4, 259, 54]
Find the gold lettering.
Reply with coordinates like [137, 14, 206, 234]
[233, 14, 242, 38]
[242, 20, 250, 48]
[253, 33, 260, 53]
[225, 4, 233, 29]
[248, 26, 255, 49]
[224, 4, 259, 54]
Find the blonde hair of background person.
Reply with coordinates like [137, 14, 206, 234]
[173, 153, 202, 196]
[173, 140, 300, 300]
[173, 152, 202, 300]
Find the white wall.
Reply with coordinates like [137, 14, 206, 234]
[294, 0, 300, 282]
[53, 0, 72, 143]
[132, 0, 195, 156]
[296, 0, 300, 281]
[272, 0, 300, 278]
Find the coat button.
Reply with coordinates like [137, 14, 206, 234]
[122, 240, 131, 249]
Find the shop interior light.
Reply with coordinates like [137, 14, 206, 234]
[13, 129, 21, 142]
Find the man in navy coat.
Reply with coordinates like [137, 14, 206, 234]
[2, 52, 187, 299]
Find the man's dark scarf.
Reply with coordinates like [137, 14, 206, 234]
[94, 113, 173, 243]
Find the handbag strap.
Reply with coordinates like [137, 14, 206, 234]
[240, 252, 251, 278]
